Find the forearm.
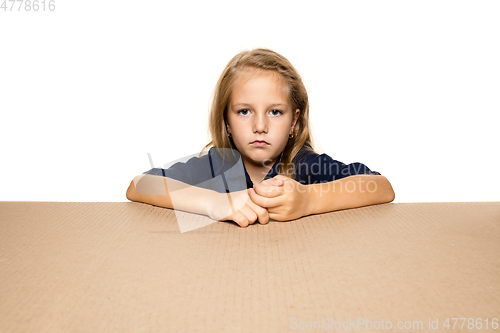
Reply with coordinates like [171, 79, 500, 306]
[308, 175, 395, 215]
[126, 174, 216, 216]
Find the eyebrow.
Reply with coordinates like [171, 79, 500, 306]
[232, 103, 287, 109]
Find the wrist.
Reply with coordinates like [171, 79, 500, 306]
[302, 183, 318, 216]
[203, 191, 223, 218]
[204, 190, 246, 221]
[309, 183, 330, 215]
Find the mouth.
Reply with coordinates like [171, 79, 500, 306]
[251, 140, 269, 147]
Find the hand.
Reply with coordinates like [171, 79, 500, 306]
[248, 175, 312, 222]
[206, 189, 270, 228]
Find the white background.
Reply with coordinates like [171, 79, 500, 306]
[1, 0, 498, 203]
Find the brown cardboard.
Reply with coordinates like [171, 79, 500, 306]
[0, 201, 499, 332]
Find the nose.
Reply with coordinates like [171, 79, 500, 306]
[253, 111, 268, 133]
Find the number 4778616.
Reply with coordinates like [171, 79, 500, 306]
[1, 0, 56, 11]
[443, 318, 498, 330]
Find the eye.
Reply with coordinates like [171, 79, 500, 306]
[237, 109, 250, 116]
[270, 109, 283, 116]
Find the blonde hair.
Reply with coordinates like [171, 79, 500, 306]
[201, 48, 317, 181]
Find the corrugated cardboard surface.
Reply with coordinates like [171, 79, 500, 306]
[0, 201, 499, 332]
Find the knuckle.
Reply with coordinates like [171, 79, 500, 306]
[235, 216, 246, 227]
[249, 213, 257, 224]
[258, 212, 268, 224]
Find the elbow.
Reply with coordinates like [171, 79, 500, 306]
[385, 187, 395, 203]
[381, 177, 395, 203]
[126, 181, 135, 201]
[367, 175, 395, 204]
[126, 177, 141, 202]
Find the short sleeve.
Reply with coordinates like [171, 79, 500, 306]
[335, 161, 381, 180]
[295, 153, 381, 184]
[142, 150, 215, 186]
[141, 148, 247, 193]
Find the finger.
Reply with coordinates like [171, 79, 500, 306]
[239, 203, 258, 225]
[248, 188, 282, 208]
[261, 178, 284, 186]
[253, 182, 283, 198]
[231, 210, 250, 228]
[268, 212, 286, 222]
[273, 175, 290, 183]
[247, 199, 269, 225]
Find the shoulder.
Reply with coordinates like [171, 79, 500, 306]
[293, 142, 320, 163]
[293, 142, 344, 168]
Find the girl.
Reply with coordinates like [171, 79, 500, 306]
[126, 48, 395, 227]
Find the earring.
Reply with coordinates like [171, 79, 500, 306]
[289, 133, 294, 139]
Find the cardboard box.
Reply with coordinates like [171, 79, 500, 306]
[0, 201, 499, 332]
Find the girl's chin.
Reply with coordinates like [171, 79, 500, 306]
[243, 154, 276, 167]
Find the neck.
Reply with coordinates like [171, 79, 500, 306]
[243, 156, 276, 184]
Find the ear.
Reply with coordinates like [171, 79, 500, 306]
[291, 109, 300, 131]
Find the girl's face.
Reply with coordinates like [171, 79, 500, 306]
[226, 68, 300, 169]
